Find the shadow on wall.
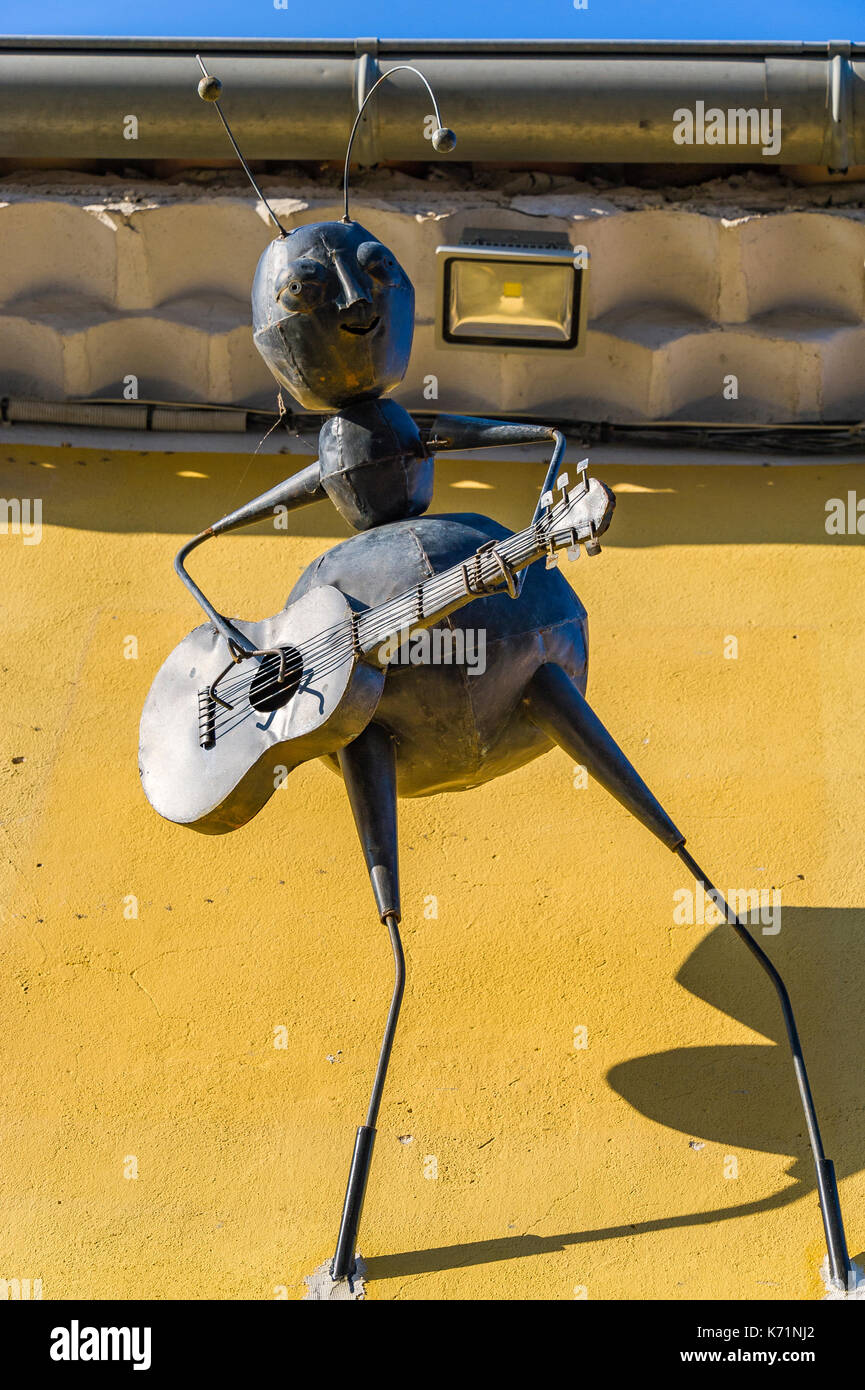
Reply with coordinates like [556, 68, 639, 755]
[608, 906, 863, 1169]
[1, 446, 864, 545]
[363, 906, 865, 1283]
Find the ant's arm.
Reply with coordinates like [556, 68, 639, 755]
[422, 414, 562, 455]
[175, 459, 325, 650]
[421, 413, 614, 549]
[421, 414, 567, 527]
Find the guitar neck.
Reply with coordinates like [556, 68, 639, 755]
[354, 520, 546, 658]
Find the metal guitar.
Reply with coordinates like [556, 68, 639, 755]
[139, 469, 614, 833]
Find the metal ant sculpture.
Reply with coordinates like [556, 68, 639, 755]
[139, 59, 853, 1296]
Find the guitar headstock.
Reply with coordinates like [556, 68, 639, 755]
[539, 459, 615, 563]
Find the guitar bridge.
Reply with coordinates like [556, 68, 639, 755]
[197, 689, 217, 749]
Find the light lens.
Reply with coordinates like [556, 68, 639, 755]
[446, 259, 574, 343]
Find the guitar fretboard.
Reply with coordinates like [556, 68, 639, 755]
[354, 516, 548, 656]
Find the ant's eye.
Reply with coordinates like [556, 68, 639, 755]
[276, 259, 329, 311]
[356, 240, 400, 284]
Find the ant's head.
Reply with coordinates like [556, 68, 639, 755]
[252, 221, 414, 411]
[195, 56, 455, 413]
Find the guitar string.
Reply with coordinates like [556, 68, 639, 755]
[204, 496, 588, 732]
[213, 517, 542, 693]
[210, 491, 583, 696]
[205, 514, 584, 736]
[209, 563, 513, 714]
[208, 605, 523, 740]
[205, 559, 518, 737]
[210, 515, 553, 702]
[206, 537, 534, 730]
[205, 520, 566, 733]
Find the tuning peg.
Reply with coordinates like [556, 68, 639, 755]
[567, 543, 580, 561]
[555, 472, 569, 493]
[585, 537, 601, 556]
[545, 551, 560, 570]
[540, 490, 554, 510]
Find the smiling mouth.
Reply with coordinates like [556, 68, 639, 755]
[340, 316, 381, 336]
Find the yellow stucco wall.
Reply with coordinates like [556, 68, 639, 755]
[1, 442, 863, 1300]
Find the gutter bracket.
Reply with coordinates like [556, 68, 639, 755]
[827, 40, 852, 173]
[353, 38, 381, 166]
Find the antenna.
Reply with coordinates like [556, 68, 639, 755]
[342, 65, 456, 223]
[195, 54, 290, 237]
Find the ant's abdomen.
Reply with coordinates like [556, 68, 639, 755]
[287, 513, 588, 797]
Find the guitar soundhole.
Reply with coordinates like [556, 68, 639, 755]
[248, 647, 304, 713]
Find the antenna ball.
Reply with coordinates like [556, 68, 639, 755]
[432, 127, 457, 153]
[198, 74, 223, 102]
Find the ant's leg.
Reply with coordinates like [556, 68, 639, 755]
[330, 722, 404, 1281]
[523, 661, 853, 1287]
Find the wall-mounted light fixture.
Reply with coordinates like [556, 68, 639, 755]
[436, 229, 588, 352]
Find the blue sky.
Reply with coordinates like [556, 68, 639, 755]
[1, 0, 862, 42]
